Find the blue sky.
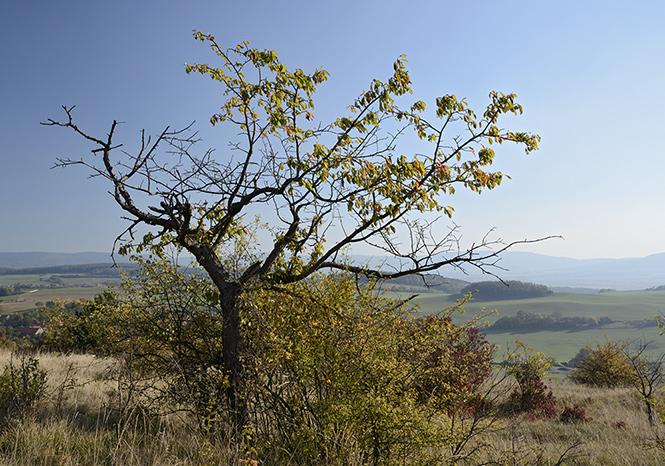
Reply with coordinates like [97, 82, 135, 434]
[1, 0, 664, 259]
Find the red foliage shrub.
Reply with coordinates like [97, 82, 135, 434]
[560, 405, 591, 423]
[508, 377, 558, 417]
[406, 315, 496, 414]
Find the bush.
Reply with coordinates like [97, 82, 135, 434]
[0, 352, 48, 423]
[569, 339, 636, 387]
[45, 257, 501, 463]
[503, 340, 558, 416]
[42, 292, 119, 354]
[406, 313, 496, 414]
[245, 274, 498, 464]
[560, 405, 591, 423]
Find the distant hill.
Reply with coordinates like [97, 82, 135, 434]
[461, 251, 665, 291]
[0, 252, 114, 269]
[349, 252, 665, 291]
[4, 250, 665, 291]
[0, 263, 135, 277]
[374, 274, 468, 294]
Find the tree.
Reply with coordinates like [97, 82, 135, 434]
[44, 32, 545, 432]
[569, 339, 637, 388]
[625, 340, 664, 429]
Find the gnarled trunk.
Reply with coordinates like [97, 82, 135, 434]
[185, 240, 246, 433]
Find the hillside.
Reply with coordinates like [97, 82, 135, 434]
[0, 252, 115, 269]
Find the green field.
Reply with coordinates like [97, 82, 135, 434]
[408, 290, 665, 362]
[0, 274, 47, 286]
[416, 290, 665, 321]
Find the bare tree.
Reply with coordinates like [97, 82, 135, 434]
[44, 33, 550, 431]
[626, 340, 665, 428]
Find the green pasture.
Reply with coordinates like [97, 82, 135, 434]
[414, 290, 665, 323]
[0, 274, 46, 287]
[485, 327, 664, 363]
[0, 273, 119, 288]
[406, 290, 665, 362]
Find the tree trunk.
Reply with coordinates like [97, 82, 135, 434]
[185, 240, 246, 433]
[218, 281, 245, 433]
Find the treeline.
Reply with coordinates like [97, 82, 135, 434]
[0, 283, 34, 297]
[489, 309, 612, 333]
[449, 280, 552, 301]
[646, 284, 665, 291]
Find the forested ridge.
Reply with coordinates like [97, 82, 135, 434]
[450, 280, 553, 301]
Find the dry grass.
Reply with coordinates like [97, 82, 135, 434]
[0, 351, 245, 466]
[0, 350, 664, 465]
[471, 377, 665, 465]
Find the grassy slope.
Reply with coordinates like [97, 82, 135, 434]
[0, 274, 47, 287]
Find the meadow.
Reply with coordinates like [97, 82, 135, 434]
[0, 273, 120, 288]
[0, 350, 663, 465]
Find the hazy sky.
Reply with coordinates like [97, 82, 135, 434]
[2, 0, 664, 259]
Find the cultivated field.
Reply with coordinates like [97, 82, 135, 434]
[0, 288, 105, 314]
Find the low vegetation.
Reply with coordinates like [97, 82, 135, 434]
[2, 266, 665, 464]
[0, 347, 664, 465]
[569, 339, 639, 388]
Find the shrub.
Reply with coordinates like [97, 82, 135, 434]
[507, 377, 558, 417]
[406, 313, 496, 414]
[560, 405, 591, 423]
[41, 292, 120, 354]
[48, 257, 501, 463]
[569, 339, 636, 387]
[503, 340, 558, 416]
[0, 352, 48, 423]
[245, 275, 498, 464]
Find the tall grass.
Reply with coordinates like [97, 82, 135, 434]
[0, 350, 663, 465]
[0, 351, 247, 466]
